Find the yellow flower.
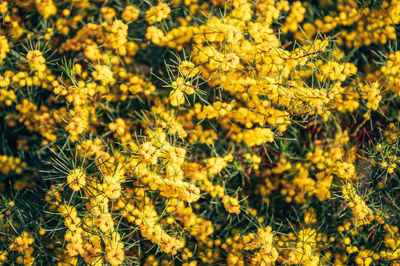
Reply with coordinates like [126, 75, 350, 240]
[102, 175, 122, 199]
[362, 82, 381, 110]
[122, 5, 140, 22]
[342, 183, 373, 221]
[26, 50, 46, 72]
[105, 245, 125, 266]
[92, 65, 115, 85]
[179, 60, 199, 78]
[0, 36, 9, 63]
[220, 53, 239, 71]
[250, 227, 279, 264]
[145, 26, 165, 45]
[222, 195, 241, 214]
[0, 2, 7, 14]
[172, 77, 195, 95]
[169, 88, 185, 107]
[0, 250, 7, 262]
[81, 242, 102, 264]
[146, 2, 171, 25]
[105, 20, 128, 48]
[100, 7, 116, 21]
[9, 232, 34, 253]
[336, 162, 356, 180]
[35, 0, 57, 19]
[96, 213, 114, 233]
[66, 240, 83, 257]
[65, 113, 89, 139]
[67, 167, 86, 191]
[138, 142, 160, 165]
[224, 25, 242, 44]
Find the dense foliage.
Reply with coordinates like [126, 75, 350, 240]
[1, 0, 400, 265]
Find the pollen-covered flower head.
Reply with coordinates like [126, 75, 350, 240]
[96, 213, 114, 233]
[138, 141, 160, 165]
[26, 50, 46, 72]
[222, 195, 241, 214]
[0, 36, 9, 63]
[169, 88, 185, 107]
[122, 5, 140, 22]
[220, 53, 239, 71]
[35, 0, 57, 19]
[146, 2, 171, 25]
[224, 25, 242, 44]
[92, 65, 115, 85]
[179, 60, 199, 78]
[67, 167, 87, 191]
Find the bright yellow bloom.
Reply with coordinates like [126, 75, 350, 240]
[67, 167, 86, 191]
[105, 245, 125, 266]
[35, 0, 57, 19]
[122, 5, 140, 22]
[0, 251, 7, 262]
[146, 2, 171, 24]
[179, 60, 199, 78]
[220, 53, 239, 71]
[26, 50, 46, 72]
[9, 232, 34, 253]
[145, 26, 165, 45]
[92, 65, 115, 85]
[96, 213, 114, 233]
[0, 36, 9, 63]
[222, 195, 240, 214]
[0, 2, 7, 13]
[169, 88, 185, 107]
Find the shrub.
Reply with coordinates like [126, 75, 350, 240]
[0, 0, 400, 265]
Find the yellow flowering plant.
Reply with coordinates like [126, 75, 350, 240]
[1, 0, 400, 265]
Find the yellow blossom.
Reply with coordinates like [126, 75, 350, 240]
[146, 2, 171, 24]
[67, 167, 86, 191]
[35, 0, 57, 19]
